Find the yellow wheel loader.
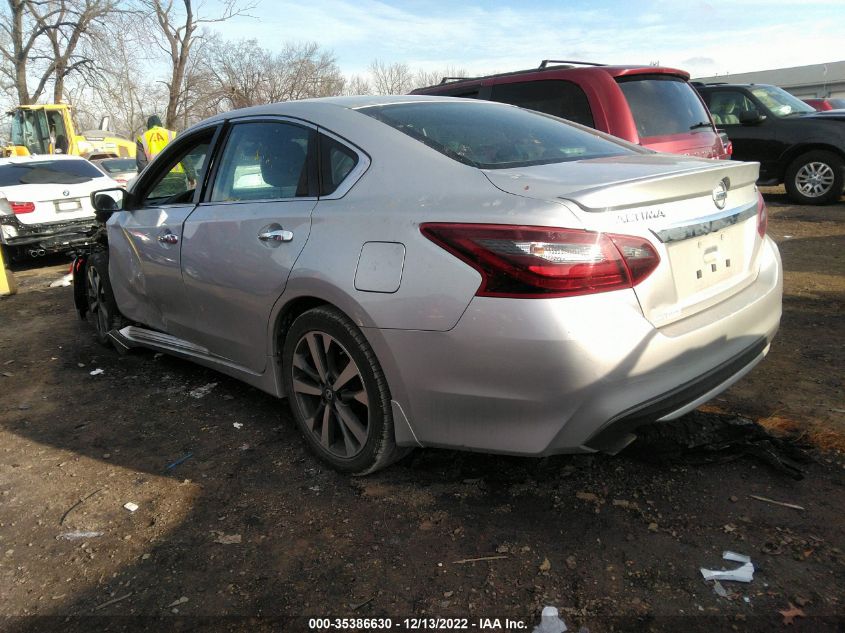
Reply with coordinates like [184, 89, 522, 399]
[3, 104, 135, 159]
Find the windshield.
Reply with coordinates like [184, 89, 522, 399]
[0, 159, 104, 186]
[617, 76, 713, 138]
[750, 85, 815, 117]
[9, 109, 50, 154]
[359, 101, 632, 169]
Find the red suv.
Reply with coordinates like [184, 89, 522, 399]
[412, 60, 730, 160]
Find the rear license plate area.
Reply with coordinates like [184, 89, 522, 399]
[55, 199, 82, 212]
[667, 224, 746, 299]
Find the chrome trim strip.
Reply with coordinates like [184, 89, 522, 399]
[651, 201, 757, 243]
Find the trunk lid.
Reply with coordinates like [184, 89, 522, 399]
[483, 155, 764, 327]
[0, 176, 112, 225]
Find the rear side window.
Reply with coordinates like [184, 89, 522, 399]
[0, 159, 104, 186]
[360, 101, 632, 170]
[490, 80, 595, 127]
[319, 134, 359, 196]
[617, 76, 712, 138]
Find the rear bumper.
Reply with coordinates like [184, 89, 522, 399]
[365, 236, 783, 455]
[0, 214, 97, 252]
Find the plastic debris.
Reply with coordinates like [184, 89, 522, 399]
[167, 596, 189, 608]
[232, 422, 243, 429]
[188, 382, 217, 399]
[89, 368, 104, 376]
[123, 502, 139, 512]
[212, 532, 241, 545]
[700, 551, 754, 583]
[56, 530, 103, 540]
[49, 273, 73, 288]
[164, 452, 193, 471]
[533, 606, 567, 633]
[712, 580, 729, 598]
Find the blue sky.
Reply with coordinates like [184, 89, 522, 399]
[212, 0, 843, 78]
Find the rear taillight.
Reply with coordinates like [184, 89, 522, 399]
[756, 192, 768, 238]
[421, 223, 660, 298]
[10, 201, 35, 214]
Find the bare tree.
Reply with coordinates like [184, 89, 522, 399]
[198, 37, 344, 112]
[343, 74, 371, 96]
[411, 65, 469, 91]
[368, 59, 413, 95]
[0, 0, 120, 105]
[138, 0, 255, 128]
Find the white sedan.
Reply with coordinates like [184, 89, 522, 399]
[0, 154, 117, 261]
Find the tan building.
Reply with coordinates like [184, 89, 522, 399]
[695, 60, 845, 99]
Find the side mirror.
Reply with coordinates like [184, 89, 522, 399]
[740, 109, 765, 125]
[90, 187, 126, 222]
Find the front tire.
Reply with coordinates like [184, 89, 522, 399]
[85, 252, 120, 346]
[281, 306, 406, 475]
[784, 150, 844, 205]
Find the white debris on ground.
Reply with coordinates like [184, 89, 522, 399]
[233, 422, 243, 430]
[701, 551, 755, 583]
[188, 382, 217, 399]
[123, 502, 139, 512]
[48, 273, 73, 288]
[89, 368, 104, 376]
[533, 606, 567, 633]
[56, 530, 103, 540]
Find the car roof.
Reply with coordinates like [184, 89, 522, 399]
[411, 64, 691, 92]
[196, 94, 510, 126]
[695, 83, 777, 90]
[0, 154, 90, 166]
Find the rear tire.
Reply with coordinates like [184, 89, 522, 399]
[281, 306, 408, 475]
[85, 252, 120, 346]
[784, 150, 844, 205]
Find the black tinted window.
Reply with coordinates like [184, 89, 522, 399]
[617, 76, 712, 137]
[319, 134, 359, 196]
[360, 101, 631, 169]
[490, 80, 595, 127]
[98, 158, 136, 173]
[0, 159, 104, 186]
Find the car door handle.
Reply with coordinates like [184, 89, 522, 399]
[258, 229, 294, 242]
[158, 233, 179, 244]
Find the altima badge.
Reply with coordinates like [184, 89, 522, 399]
[712, 179, 729, 209]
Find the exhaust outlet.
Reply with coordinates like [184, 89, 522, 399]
[37, 249, 46, 256]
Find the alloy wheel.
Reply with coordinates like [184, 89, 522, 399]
[795, 161, 835, 198]
[290, 331, 370, 459]
[86, 265, 110, 337]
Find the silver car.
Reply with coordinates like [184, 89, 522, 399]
[81, 96, 782, 474]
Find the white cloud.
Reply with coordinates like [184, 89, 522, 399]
[214, 0, 845, 78]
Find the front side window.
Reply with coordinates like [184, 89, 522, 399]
[617, 76, 712, 138]
[490, 80, 595, 127]
[0, 159, 103, 186]
[141, 133, 212, 205]
[705, 91, 753, 126]
[210, 122, 314, 202]
[359, 101, 631, 170]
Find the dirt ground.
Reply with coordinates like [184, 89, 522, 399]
[0, 191, 843, 633]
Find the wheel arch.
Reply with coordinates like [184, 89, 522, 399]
[778, 143, 845, 181]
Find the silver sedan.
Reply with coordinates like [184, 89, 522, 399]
[81, 96, 782, 474]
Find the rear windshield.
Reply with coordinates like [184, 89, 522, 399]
[617, 76, 712, 138]
[97, 158, 136, 173]
[359, 101, 631, 169]
[0, 160, 104, 186]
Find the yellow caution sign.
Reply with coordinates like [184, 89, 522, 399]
[0, 247, 18, 295]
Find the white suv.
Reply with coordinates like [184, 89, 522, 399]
[0, 155, 116, 261]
